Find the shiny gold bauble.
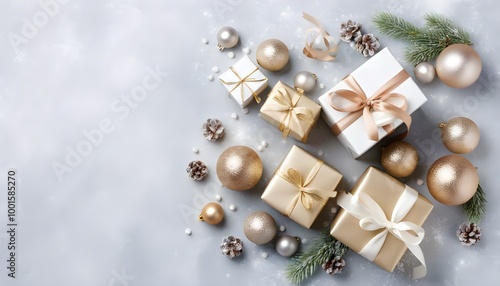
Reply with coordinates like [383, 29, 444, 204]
[243, 211, 277, 244]
[256, 39, 289, 71]
[439, 117, 480, 154]
[436, 44, 482, 88]
[198, 202, 224, 225]
[381, 141, 419, 177]
[216, 146, 263, 191]
[426, 155, 478, 205]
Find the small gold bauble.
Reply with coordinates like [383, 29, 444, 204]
[439, 117, 480, 154]
[243, 211, 277, 244]
[198, 202, 224, 225]
[426, 155, 478, 205]
[436, 44, 482, 88]
[256, 39, 289, 72]
[381, 141, 419, 177]
[216, 146, 263, 191]
[413, 62, 436, 84]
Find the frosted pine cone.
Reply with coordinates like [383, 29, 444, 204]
[220, 235, 243, 259]
[186, 160, 208, 181]
[322, 256, 345, 275]
[340, 20, 362, 42]
[352, 33, 380, 57]
[203, 118, 225, 142]
[457, 222, 481, 246]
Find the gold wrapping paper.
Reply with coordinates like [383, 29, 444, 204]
[260, 81, 321, 142]
[330, 166, 433, 272]
[261, 145, 342, 228]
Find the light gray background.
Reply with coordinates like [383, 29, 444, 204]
[0, 0, 499, 285]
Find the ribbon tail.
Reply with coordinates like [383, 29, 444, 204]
[406, 244, 427, 280]
[358, 230, 388, 261]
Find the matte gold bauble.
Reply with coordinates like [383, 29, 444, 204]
[381, 141, 419, 177]
[426, 155, 478, 205]
[243, 211, 277, 244]
[439, 117, 480, 154]
[198, 202, 224, 225]
[256, 39, 289, 71]
[435, 44, 482, 88]
[216, 146, 263, 191]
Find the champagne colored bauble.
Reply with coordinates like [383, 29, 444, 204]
[256, 39, 289, 71]
[216, 26, 239, 50]
[435, 44, 482, 88]
[413, 62, 436, 84]
[381, 141, 419, 178]
[439, 117, 480, 154]
[293, 71, 317, 93]
[426, 155, 478, 205]
[243, 211, 277, 244]
[198, 202, 224, 225]
[216, 146, 263, 191]
[275, 235, 300, 257]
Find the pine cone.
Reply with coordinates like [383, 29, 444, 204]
[186, 160, 208, 181]
[203, 118, 225, 142]
[322, 256, 345, 275]
[457, 222, 481, 246]
[352, 33, 380, 57]
[340, 20, 362, 42]
[220, 235, 243, 259]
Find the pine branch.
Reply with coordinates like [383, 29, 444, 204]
[373, 12, 422, 40]
[285, 230, 348, 284]
[463, 184, 487, 224]
[424, 13, 472, 45]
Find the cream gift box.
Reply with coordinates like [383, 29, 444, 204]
[318, 48, 427, 158]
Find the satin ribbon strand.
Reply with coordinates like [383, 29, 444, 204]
[219, 66, 266, 104]
[302, 13, 338, 61]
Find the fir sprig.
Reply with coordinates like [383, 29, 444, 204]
[373, 12, 472, 65]
[463, 184, 487, 224]
[285, 230, 348, 284]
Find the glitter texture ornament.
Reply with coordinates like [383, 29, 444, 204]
[243, 211, 277, 244]
[439, 117, 480, 154]
[256, 39, 289, 71]
[381, 141, 419, 177]
[198, 202, 224, 225]
[216, 146, 263, 191]
[427, 155, 478, 205]
[435, 44, 482, 88]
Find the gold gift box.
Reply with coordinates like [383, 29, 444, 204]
[261, 145, 342, 228]
[330, 166, 433, 272]
[260, 81, 321, 143]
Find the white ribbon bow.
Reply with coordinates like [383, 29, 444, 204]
[336, 187, 427, 280]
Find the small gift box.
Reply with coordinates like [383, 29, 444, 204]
[261, 145, 342, 228]
[260, 81, 321, 142]
[330, 166, 433, 279]
[219, 55, 268, 108]
[318, 48, 427, 158]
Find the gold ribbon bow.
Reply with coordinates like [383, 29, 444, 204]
[278, 160, 337, 217]
[302, 12, 338, 61]
[329, 69, 412, 141]
[220, 66, 266, 104]
[262, 87, 315, 139]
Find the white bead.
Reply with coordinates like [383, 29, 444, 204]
[185, 228, 192, 235]
[261, 140, 268, 147]
[319, 83, 325, 89]
[417, 179, 424, 186]
[229, 204, 236, 211]
[318, 150, 323, 156]
[279, 225, 286, 232]
[257, 145, 263, 151]
[215, 194, 222, 202]
[231, 113, 238, 119]
[261, 252, 269, 259]
[227, 51, 235, 59]
[201, 38, 209, 44]
[208, 75, 214, 81]
[242, 108, 249, 114]
[212, 66, 220, 73]
[242, 47, 250, 54]
[192, 147, 199, 154]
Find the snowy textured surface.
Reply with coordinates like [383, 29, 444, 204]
[0, 0, 499, 285]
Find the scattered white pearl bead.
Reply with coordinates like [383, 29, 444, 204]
[242, 108, 249, 114]
[185, 228, 192, 235]
[319, 83, 325, 89]
[192, 147, 199, 154]
[261, 252, 269, 259]
[201, 38, 209, 44]
[257, 145, 263, 151]
[261, 140, 268, 147]
[301, 238, 308, 244]
[331, 207, 337, 214]
[212, 66, 220, 73]
[208, 75, 214, 81]
[229, 204, 236, 211]
[318, 150, 323, 156]
[242, 47, 251, 54]
[227, 51, 235, 58]
[215, 194, 222, 202]
[417, 179, 424, 186]
[231, 113, 238, 119]
[279, 225, 286, 232]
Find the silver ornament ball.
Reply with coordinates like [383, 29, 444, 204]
[217, 26, 239, 50]
[413, 62, 436, 84]
[436, 44, 482, 88]
[294, 71, 317, 93]
[275, 235, 300, 257]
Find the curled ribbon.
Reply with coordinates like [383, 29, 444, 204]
[337, 188, 427, 280]
[329, 69, 412, 141]
[302, 12, 338, 61]
[220, 66, 266, 104]
[261, 86, 315, 140]
[278, 160, 337, 217]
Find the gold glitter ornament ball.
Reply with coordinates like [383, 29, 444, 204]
[243, 211, 277, 244]
[381, 141, 419, 178]
[426, 155, 478, 205]
[256, 39, 289, 72]
[216, 146, 263, 191]
[435, 44, 482, 88]
[198, 202, 224, 225]
[439, 117, 480, 154]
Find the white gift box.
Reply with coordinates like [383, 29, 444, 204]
[219, 55, 268, 108]
[318, 48, 427, 158]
